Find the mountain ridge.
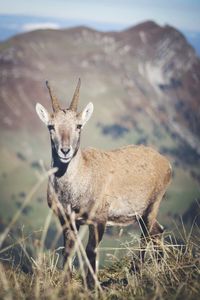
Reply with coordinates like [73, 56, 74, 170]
[0, 21, 199, 154]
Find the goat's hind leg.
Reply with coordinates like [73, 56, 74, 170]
[139, 218, 164, 264]
[139, 200, 164, 263]
[139, 191, 165, 263]
[138, 215, 150, 264]
[150, 220, 165, 262]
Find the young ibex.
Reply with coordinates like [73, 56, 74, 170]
[36, 79, 172, 287]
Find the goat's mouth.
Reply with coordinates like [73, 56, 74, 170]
[58, 155, 73, 164]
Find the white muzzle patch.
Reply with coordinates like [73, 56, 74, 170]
[58, 145, 73, 163]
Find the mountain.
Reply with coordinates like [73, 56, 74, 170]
[0, 14, 126, 41]
[0, 21, 199, 231]
[1, 21, 200, 151]
[1, 14, 200, 57]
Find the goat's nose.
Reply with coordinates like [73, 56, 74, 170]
[61, 147, 71, 156]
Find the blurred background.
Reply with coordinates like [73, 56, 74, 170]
[0, 0, 200, 268]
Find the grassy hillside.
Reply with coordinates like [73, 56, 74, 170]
[0, 212, 199, 299]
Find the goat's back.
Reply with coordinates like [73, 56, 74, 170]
[82, 145, 172, 222]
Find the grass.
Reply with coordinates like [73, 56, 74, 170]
[0, 224, 199, 300]
[0, 169, 199, 300]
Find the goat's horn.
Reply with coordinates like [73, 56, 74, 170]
[46, 81, 61, 112]
[69, 78, 81, 111]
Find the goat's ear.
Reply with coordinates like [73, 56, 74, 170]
[79, 102, 94, 127]
[36, 103, 50, 125]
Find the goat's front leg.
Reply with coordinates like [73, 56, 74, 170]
[86, 223, 105, 289]
[60, 218, 80, 280]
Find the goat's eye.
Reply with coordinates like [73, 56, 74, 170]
[76, 124, 82, 130]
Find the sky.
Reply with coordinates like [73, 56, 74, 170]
[0, 0, 200, 32]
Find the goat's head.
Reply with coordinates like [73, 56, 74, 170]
[36, 79, 93, 163]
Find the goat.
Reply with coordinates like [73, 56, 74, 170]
[36, 79, 172, 288]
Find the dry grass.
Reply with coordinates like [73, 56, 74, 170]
[0, 224, 199, 300]
[0, 170, 199, 300]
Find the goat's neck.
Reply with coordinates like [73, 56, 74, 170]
[51, 147, 83, 180]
